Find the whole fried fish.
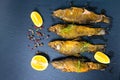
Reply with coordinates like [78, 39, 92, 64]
[49, 24, 105, 39]
[53, 7, 110, 24]
[52, 58, 107, 72]
[48, 41, 105, 57]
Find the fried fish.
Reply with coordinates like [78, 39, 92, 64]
[52, 58, 107, 72]
[53, 7, 110, 24]
[48, 41, 105, 57]
[49, 24, 105, 39]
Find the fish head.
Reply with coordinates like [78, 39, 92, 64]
[48, 41, 63, 50]
[53, 9, 63, 18]
[51, 61, 64, 70]
[49, 24, 64, 33]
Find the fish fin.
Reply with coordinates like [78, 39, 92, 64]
[72, 37, 82, 41]
[62, 69, 67, 72]
[100, 69, 105, 71]
[83, 8, 91, 14]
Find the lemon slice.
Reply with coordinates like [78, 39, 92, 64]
[94, 51, 110, 64]
[31, 55, 48, 71]
[30, 11, 43, 27]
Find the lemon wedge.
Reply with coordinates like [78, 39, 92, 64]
[30, 11, 43, 27]
[31, 55, 48, 71]
[94, 51, 110, 64]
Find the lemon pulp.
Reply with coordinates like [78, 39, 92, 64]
[30, 11, 43, 27]
[94, 51, 110, 64]
[31, 55, 48, 71]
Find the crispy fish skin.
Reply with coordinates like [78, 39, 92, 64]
[49, 24, 105, 39]
[53, 7, 110, 24]
[48, 41, 105, 57]
[51, 58, 107, 72]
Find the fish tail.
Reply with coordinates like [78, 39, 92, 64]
[88, 44, 105, 52]
[87, 62, 107, 70]
[96, 45, 106, 52]
[98, 64, 107, 70]
[89, 44, 105, 52]
[102, 15, 110, 23]
[97, 29, 106, 35]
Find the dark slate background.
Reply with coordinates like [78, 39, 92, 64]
[0, 0, 120, 80]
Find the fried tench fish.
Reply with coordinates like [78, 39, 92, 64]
[52, 58, 107, 72]
[48, 41, 105, 57]
[53, 7, 110, 24]
[49, 24, 105, 39]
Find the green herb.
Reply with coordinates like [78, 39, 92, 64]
[80, 42, 89, 53]
[61, 24, 73, 33]
[77, 60, 81, 72]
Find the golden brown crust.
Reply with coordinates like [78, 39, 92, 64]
[53, 7, 110, 24]
[49, 24, 105, 39]
[48, 41, 105, 57]
[51, 58, 107, 72]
